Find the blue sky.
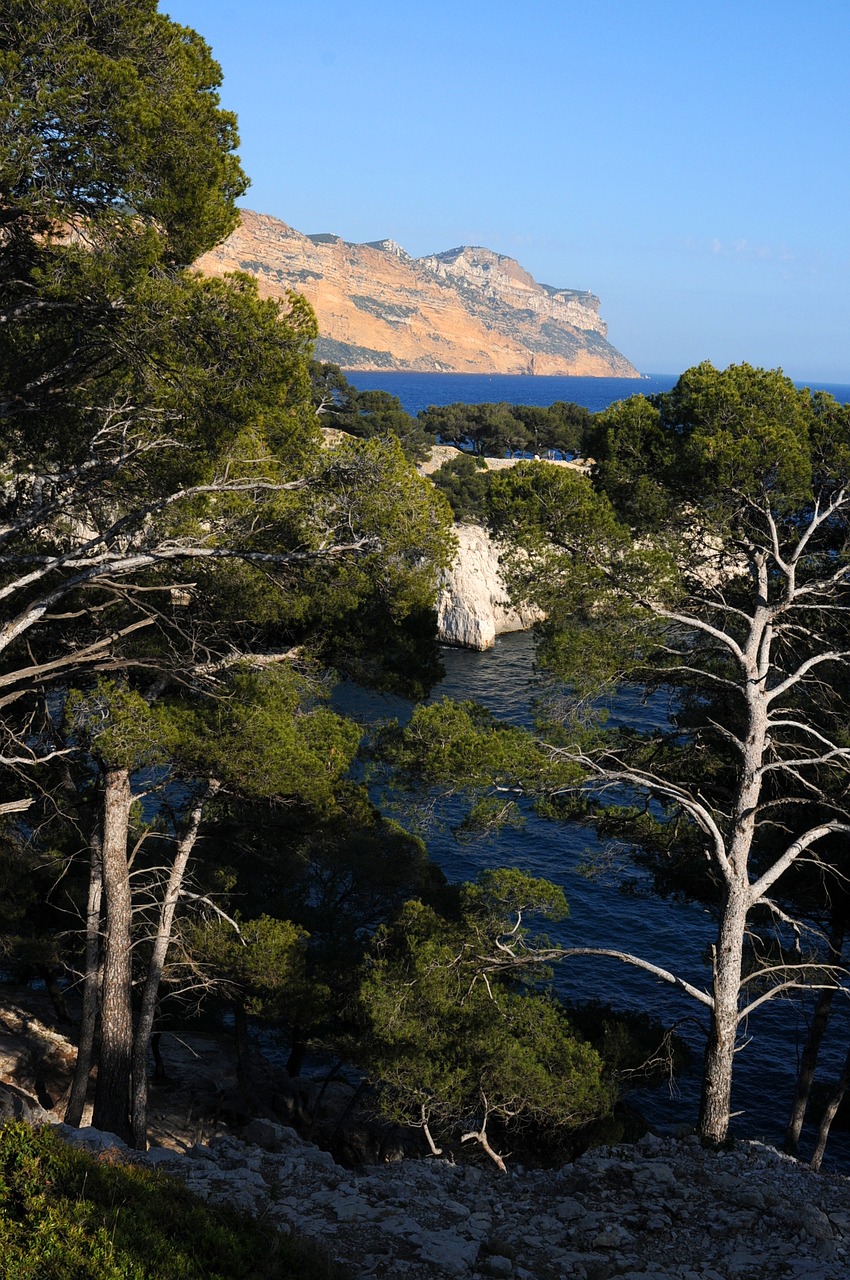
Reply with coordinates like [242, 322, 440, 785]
[164, 0, 850, 382]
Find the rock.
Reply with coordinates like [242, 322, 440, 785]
[0, 1082, 48, 1124]
[42, 1121, 850, 1280]
[555, 1195, 585, 1222]
[436, 523, 542, 650]
[481, 1255, 512, 1276]
[196, 210, 639, 378]
[52, 1123, 128, 1153]
[240, 1118, 299, 1151]
[797, 1204, 835, 1242]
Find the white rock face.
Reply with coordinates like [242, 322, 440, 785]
[436, 524, 542, 651]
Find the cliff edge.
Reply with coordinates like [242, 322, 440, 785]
[195, 210, 639, 378]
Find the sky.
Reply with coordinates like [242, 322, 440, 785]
[163, 0, 850, 382]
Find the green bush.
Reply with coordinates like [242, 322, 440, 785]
[0, 1122, 343, 1280]
[430, 453, 492, 523]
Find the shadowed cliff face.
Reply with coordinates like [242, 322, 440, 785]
[195, 210, 640, 377]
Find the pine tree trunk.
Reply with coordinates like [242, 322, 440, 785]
[698, 646, 769, 1147]
[92, 768, 134, 1142]
[810, 1043, 850, 1171]
[784, 923, 843, 1157]
[65, 834, 103, 1127]
[38, 966, 72, 1024]
[130, 783, 218, 1149]
[698, 891, 748, 1145]
[233, 999, 260, 1112]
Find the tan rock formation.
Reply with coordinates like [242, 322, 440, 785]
[195, 210, 639, 377]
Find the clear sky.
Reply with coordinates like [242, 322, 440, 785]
[163, 0, 850, 382]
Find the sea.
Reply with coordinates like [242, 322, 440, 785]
[345, 370, 850, 416]
[338, 369, 850, 1169]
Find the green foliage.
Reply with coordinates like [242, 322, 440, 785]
[163, 770, 444, 1061]
[586, 394, 675, 530]
[296, 434, 455, 694]
[0, 0, 245, 263]
[189, 914, 311, 1021]
[513, 401, 592, 457]
[661, 361, 815, 503]
[431, 453, 491, 523]
[486, 462, 675, 699]
[0, 1121, 341, 1279]
[310, 362, 435, 462]
[65, 681, 166, 771]
[418, 400, 592, 460]
[357, 876, 613, 1160]
[376, 698, 584, 835]
[418, 402, 528, 457]
[161, 666, 361, 812]
[590, 363, 850, 533]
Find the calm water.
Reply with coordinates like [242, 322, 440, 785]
[345, 370, 850, 416]
[337, 632, 850, 1169]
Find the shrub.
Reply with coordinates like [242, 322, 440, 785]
[0, 1122, 342, 1280]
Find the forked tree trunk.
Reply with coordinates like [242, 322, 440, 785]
[92, 767, 134, 1141]
[698, 889, 748, 1145]
[785, 923, 844, 1157]
[462, 1108, 507, 1173]
[810, 1043, 850, 1171]
[130, 782, 218, 1149]
[65, 833, 104, 1127]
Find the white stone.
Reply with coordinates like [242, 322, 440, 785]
[436, 523, 541, 650]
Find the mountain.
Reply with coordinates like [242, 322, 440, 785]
[195, 210, 639, 377]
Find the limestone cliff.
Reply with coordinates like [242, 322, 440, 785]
[436, 523, 542, 650]
[195, 209, 639, 377]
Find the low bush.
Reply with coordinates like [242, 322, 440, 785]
[0, 1122, 343, 1280]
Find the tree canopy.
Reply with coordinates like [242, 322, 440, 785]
[0, 0, 456, 1148]
[358, 870, 613, 1168]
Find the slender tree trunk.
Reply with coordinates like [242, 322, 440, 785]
[130, 782, 218, 1149]
[784, 923, 844, 1157]
[150, 1033, 167, 1084]
[810, 1042, 850, 1172]
[233, 998, 259, 1111]
[38, 966, 72, 1025]
[421, 1106, 443, 1156]
[285, 1031, 307, 1078]
[92, 767, 134, 1141]
[65, 833, 104, 1127]
[698, 889, 748, 1145]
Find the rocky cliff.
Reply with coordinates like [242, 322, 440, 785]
[195, 210, 639, 377]
[436, 523, 542, 650]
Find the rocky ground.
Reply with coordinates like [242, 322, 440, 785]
[3, 987, 850, 1280]
[57, 1119, 850, 1280]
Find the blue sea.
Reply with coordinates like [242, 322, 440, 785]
[346, 370, 850, 416]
